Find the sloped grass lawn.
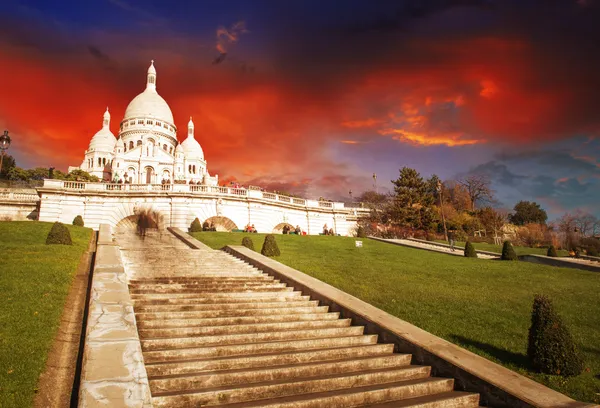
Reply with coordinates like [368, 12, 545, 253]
[0, 221, 92, 408]
[192, 231, 600, 404]
[435, 239, 569, 256]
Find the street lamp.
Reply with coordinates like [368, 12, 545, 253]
[0, 130, 11, 177]
[437, 180, 448, 241]
[372, 173, 377, 193]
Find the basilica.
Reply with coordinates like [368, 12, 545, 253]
[70, 61, 218, 186]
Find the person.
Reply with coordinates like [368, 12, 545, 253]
[295, 225, 301, 235]
[329, 228, 335, 236]
[448, 229, 455, 252]
[323, 224, 328, 235]
[251, 224, 257, 233]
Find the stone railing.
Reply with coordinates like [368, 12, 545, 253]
[41, 179, 369, 214]
[0, 189, 40, 202]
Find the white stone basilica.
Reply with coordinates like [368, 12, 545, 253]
[70, 61, 218, 186]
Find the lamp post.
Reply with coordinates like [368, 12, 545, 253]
[437, 180, 448, 241]
[349, 189, 353, 203]
[0, 130, 11, 178]
[372, 173, 377, 194]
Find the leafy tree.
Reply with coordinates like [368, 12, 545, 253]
[357, 190, 389, 224]
[64, 169, 99, 182]
[73, 215, 84, 227]
[509, 201, 548, 225]
[547, 246, 558, 257]
[46, 222, 72, 245]
[242, 236, 255, 250]
[190, 217, 202, 232]
[261, 234, 280, 257]
[0, 154, 16, 179]
[501, 240, 518, 260]
[457, 174, 494, 211]
[464, 241, 477, 258]
[389, 167, 436, 230]
[528, 295, 584, 376]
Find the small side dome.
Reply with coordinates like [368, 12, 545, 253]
[181, 137, 204, 159]
[89, 108, 117, 151]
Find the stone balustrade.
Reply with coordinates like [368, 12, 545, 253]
[40, 179, 368, 214]
[0, 189, 40, 202]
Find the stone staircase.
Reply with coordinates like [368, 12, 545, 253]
[121, 231, 480, 407]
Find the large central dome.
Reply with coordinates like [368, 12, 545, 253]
[123, 61, 174, 125]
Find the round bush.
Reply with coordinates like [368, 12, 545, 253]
[72, 215, 84, 227]
[202, 221, 210, 231]
[242, 236, 255, 251]
[546, 245, 558, 257]
[46, 222, 73, 245]
[527, 294, 584, 376]
[190, 217, 202, 233]
[261, 234, 280, 257]
[501, 240, 517, 260]
[464, 241, 477, 258]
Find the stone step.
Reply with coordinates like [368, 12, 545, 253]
[129, 284, 290, 294]
[130, 278, 279, 286]
[151, 367, 440, 407]
[150, 354, 413, 393]
[145, 344, 396, 377]
[129, 282, 285, 292]
[365, 391, 480, 407]
[135, 306, 329, 321]
[130, 291, 303, 300]
[130, 276, 274, 284]
[135, 300, 319, 313]
[133, 295, 311, 307]
[137, 312, 341, 329]
[139, 318, 351, 339]
[143, 334, 379, 364]
[141, 326, 365, 351]
[214, 387, 477, 408]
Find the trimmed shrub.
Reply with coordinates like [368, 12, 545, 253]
[464, 241, 477, 258]
[587, 247, 599, 257]
[242, 236, 255, 251]
[72, 215, 84, 227]
[527, 294, 584, 376]
[546, 245, 558, 257]
[46, 222, 72, 245]
[501, 240, 517, 260]
[261, 234, 280, 257]
[202, 221, 210, 231]
[190, 217, 202, 233]
[356, 225, 367, 238]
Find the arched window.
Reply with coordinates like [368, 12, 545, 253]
[169, 147, 173, 154]
[129, 141, 134, 149]
[138, 120, 143, 125]
[188, 165, 191, 173]
[102, 158, 106, 166]
[149, 76, 155, 84]
[156, 121, 161, 126]
[98, 157, 102, 167]
[129, 120, 135, 125]
[146, 120, 153, 125]
[137, 140, 142, 146]
[163, 144, 167, 151]
[193, 165, 196, 174]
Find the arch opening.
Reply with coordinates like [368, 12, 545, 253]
[273, 222, 297, 234]
[203, 216, 238, 232]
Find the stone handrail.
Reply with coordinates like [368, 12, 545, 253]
[41, 179, 369, 213]
[0, 189, 40, 202]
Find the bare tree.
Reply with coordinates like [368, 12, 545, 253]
[573, 210, 598, 237]
[456, 174, 494, 212]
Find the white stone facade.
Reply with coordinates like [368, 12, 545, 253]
[69, 61, 218, 186]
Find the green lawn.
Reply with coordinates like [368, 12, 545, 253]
[434, 239, 570, 256]
[0, 221, 92, 408]
[192, 231, 600, 404]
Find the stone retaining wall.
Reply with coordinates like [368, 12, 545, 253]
[519, 254, 600, 273]
[221, 243, 597, 408]
[78, 224, 152, 408]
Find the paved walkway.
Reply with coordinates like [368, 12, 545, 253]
[372, 237, 498, 259]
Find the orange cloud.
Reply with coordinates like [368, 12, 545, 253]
[378, 129, 483, 147]
[340, 119, 382, 128]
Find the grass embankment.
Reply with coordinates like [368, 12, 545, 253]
[0, 221, 92, 408]
[192, 231, 600, 404]
[434, 239, 569, 256]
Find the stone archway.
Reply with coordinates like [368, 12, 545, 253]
[144, 166, 154, 184]
[204, 216, 238, 232]
[273, 222, 295, 234]
[115, 210, 162, 231]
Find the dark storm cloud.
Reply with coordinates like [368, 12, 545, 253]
[496, 150, 600, 174]
[466, 161, 527, 186]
